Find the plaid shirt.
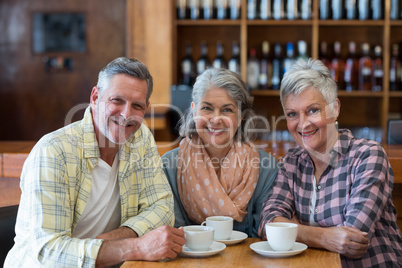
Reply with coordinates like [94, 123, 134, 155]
[259, 129, 402, 267]
[5, 107, 174, 268]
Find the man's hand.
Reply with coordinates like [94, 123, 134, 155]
[322, 226, 369, 259]
[96, 226, 185, 267]
[125, 226, 185, 261]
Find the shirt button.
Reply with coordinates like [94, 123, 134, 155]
[315, 209, 318, 213]
[317, 185, 321, 190]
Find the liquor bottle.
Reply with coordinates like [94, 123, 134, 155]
[259, 41, 272, 89]
[273, 0, 284, 20]
[320, 0, 330, 20]
[177, 0, 188, 19]
[390, 44, 400, 91]
[391, 0, 399, 20]
[213, 41, 227, 69]
[332, 0, 343, 20]
[181, 42, 196, 85]
[271, 43, 283, 90]
[216, 0, 228, 19]
[359, 43, 372, 91]
[197, 41, 210, 75]
[344, 41, 359, 92]
[330, 41, 345, 88]
[189, 0, 200, 20]
[202, 0, 214, 19]
[287, 0, 299, 20]
[247, 48, 260, 90]
[297, 40, 308, 60]
[260, 0, 271, 20]
[319, 41, 331, 70]
[283, 42, 295, 75]
[300, 0, 312, 20]
[230, 0, 240, 20]
[358, 0, 369, 20]
[228, 41, 241, 75]
[345, 0, 357, 20]
[247, 0, 257, 20]
[372, 45, 383, 92]
[371, 0, 382, 20]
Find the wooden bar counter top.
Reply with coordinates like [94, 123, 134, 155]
[121, 238, 341, 268]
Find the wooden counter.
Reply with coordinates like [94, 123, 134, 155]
[121, 238, 341, 268]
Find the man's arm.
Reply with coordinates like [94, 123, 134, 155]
[96, 226, 138, 240]
[95, 226, 185, 267]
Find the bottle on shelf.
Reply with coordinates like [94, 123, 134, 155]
[287, 0, 299, 20]
[297, 40, 308, 60]
[247, 48, 260, 90]
[345, 0, 357, 20]
[181, 42, 196, 86]
[259, 41, 272, 89]
[197, 41, 210, 76]
[259, 0, 271, 20]
[300, 0, 312, 20]
[344, 41, 359, 92]
[320, 0, 330, 20]
[359, 43, 372, 91]
[391, 0, 399, 20]
[216, 0, 228, 20]
[358, 0, 370, 20]
[247, 0, 257, 20]
[229, 0, 240, 20]
[272, 43, 283, 90]
[213, 41, 227, 69]
[201, 0, 214, 19]
[332, 0, 344, 20]
[177, 0, 188, 19]
[390, 43, 400, 91]
[273, 0, 285, 20]
[283, 42, 296, 76]
[330, 41, 345, 89]
[228, 41, 241, 75]
[372, 45, 383, 92]
[371, 0, 382, 20]
[319, 41, 332, 70]
[189, 0, 200, 20]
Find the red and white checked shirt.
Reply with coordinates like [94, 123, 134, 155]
[259, 129, 402, 267]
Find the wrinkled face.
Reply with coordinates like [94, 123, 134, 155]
[284, 87, 339, 154]
[193, 87, 241, 150]
[90, 74, 148, 146]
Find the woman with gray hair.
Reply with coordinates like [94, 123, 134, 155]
[259, 58, 402, 267]
[162, 68, 278, 238]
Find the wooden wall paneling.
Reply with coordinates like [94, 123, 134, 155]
[0, 0, 125, 141]
[2, 154, 28, 178]
[126, 0, 173, 106]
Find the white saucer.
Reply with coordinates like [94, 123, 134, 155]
[250, 241, 308, 258]
[180, 241, 226, 257]
[216, 230, 248, 245]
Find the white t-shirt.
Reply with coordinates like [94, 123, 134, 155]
[72, 157, 121, 238]
[309, 176, 320, 227]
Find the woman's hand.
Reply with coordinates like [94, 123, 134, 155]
[322, 225, 369, 259]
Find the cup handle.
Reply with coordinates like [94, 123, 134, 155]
[201, 221, 206, 226]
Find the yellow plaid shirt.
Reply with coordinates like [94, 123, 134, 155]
[5, 107, 174, 267]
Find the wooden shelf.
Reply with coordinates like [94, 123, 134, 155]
[247, 20, 313, 26]
[390, 92, 402, 97]
[176, 19, 241, 26]
[337, 91, 384, 97]
[318, 20, 385, 26]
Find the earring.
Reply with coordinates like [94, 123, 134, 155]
[335, 121, 339, 131]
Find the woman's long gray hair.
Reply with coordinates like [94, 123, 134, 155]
[179, 68, 257, 142]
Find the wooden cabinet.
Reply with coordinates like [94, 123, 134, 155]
[127, 0, 402, 142]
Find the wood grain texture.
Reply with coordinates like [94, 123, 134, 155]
[121, 238, 341, 268]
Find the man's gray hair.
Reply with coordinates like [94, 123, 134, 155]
[179, 68, 257, 142]
[280, 58, 338, 112]
[96, 57, 153, 102]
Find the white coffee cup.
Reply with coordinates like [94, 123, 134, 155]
[201, 216, 233, 240]
[183, 225, 214, 251]
[265, 222, 298, 251]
